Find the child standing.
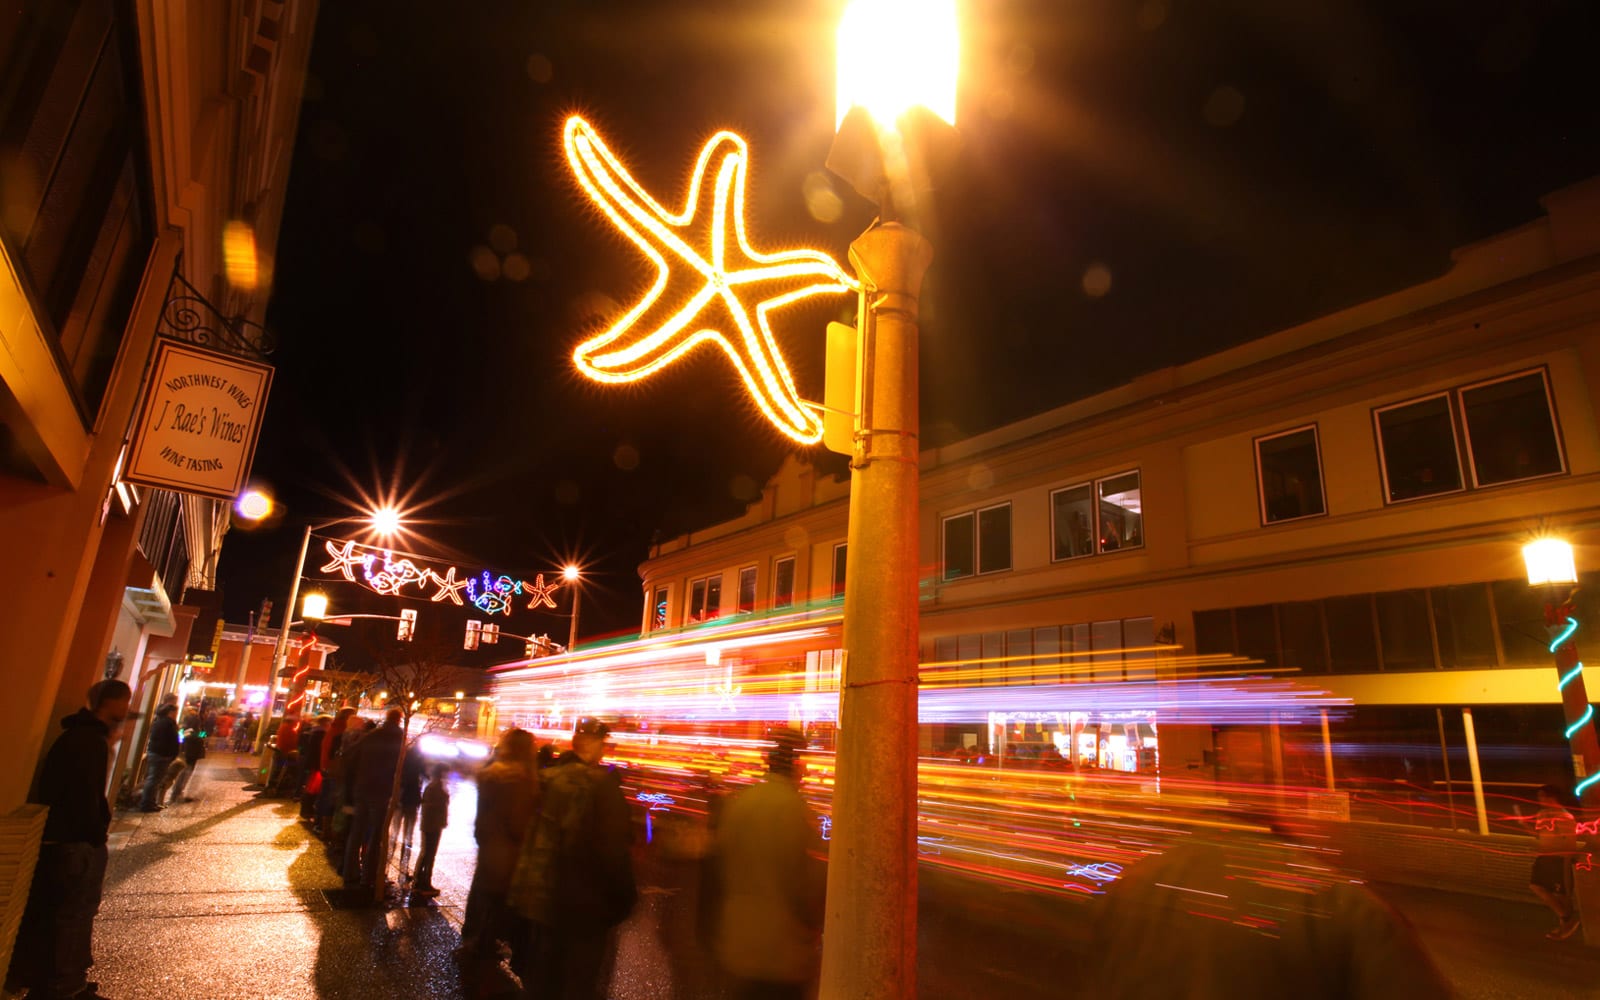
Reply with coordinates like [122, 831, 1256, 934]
[412, 763, 450, 898]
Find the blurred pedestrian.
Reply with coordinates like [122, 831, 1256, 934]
[168, 713, 208, 804]
[6, 679, 132, 1000]
[341, 709, 405, 888]
[394, 740, 425, 872]
[1088, 811, 1451, 999]
[138, 700, 180, 812]
[297, 715, 331, 821]
[510, 717, 636, 1000]
[264, 716, 302, 796]
[459, 728, 539, 961]
[706, 727, 824, 999]
[412, 763, 451, 898]
[1530, 784, 1582, 940]
[315, 706, 358, 838]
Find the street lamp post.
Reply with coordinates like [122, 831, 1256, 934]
[820, 5, 958, 997]
[254, 523, 316, 753]
[564, 564, 582, 651]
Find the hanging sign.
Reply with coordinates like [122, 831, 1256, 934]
[563, 116, 857, 444]
[123, 340, 273, 500]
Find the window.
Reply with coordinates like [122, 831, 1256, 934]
[943, 503, 1012, 580]
[737, 566, 757, 613]
[1375, 394, 1464, 503]
[831, 544, 847, 600]
[773, 556, 796, 609]
[1256, 426, 1326, 524]
[1460, 370, 1564, 487]
[1431, 583, 1497, 669]
[1052, 472, 1143, 560]
[687, 574, 722, 622]
[651, 586, 669, 631]
[1375, 590, 1432, 671]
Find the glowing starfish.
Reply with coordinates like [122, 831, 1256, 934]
[524, 573, 561, 610]
[320, 540, 370, 582]
[563, 116, 857, 444]
[425, 566, 468, 605]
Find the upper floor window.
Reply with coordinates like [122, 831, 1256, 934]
[1051, 471, 1143, 560]
[831, 544, 848, 600]
[773, 556, 796, 609]
[688, 574, 722, 622]
[650, 586, 669, 631]
[1459, 370, 1565, 487]
[1256, 425, 1326, 524]
[737, 566, 757, 613]
[942, 503, 1012, 580]
[1375, 368, 1565, 504]
[1375, 393, 1463, 502]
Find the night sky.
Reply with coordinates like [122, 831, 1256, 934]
[216, 0, 1600, 655]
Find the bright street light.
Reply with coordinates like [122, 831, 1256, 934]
[836, 0, 958, 128]
[370, 506, 404, 539]
[1525, 537, 1578, 587]
[301, 592, 328, 622]
[235, 489, 273, 522]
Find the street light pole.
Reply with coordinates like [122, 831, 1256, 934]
[255, 523, 313, 753]
[1524, 538, 1600, 801]
[564, 564, 582, 652]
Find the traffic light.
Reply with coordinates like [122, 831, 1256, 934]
[464, 620, 482, 651]
[525, 638, 538, 658]
[398, 608, 417, 642]
[481, 622, 500, 645]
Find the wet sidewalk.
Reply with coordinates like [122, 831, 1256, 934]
[94, 753, 464, 1000]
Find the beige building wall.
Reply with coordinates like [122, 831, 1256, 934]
[637, 177, 1600, 728]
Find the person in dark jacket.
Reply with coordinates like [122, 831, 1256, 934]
[459, 729, 540, 962]
[395, 741, 425, 871]
[6, 679, 131, 1000]
[167, 711, 208, 804]
[138, 700, 180, 812]
[509, 717, 636, 1000]
[296, 715, 330, 821]
[341, 709, 406, 887]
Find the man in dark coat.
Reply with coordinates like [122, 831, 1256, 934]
[7, 678, 131, 1000]
[341, 708, 406, 887]
[509, 717, 636, 999]
[296, 715, 330, 820]
[137, 699, 179, 812]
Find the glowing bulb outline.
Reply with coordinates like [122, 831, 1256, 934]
[563, 116, 857, 444]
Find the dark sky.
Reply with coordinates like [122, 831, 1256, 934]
[216, 0, 1600, 651]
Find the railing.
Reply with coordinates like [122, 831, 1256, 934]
[155, 254, 274, 360]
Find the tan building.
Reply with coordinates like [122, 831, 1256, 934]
[0, 0, 317, 827]
[635, 177, 1600, 830]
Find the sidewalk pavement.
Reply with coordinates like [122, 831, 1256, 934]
[93, 753, 463, 1000]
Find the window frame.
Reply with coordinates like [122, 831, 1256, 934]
[649, 584, 670, 632]
[772, 554, 797, 609]
[736, 565, 758, 614]
[1372, 390, 1466, 505]
[1456, 366, 1567, 489]
[686, 573, 722, 623]
[941, 501, 1013, 580]
[830, 543, 848, 601]
[1049, 470, 1144, 562]
[1253, 423, 1328, 526]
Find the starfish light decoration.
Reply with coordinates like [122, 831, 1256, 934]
[523, 573, 561, 610]
[563, 116, 858, 444]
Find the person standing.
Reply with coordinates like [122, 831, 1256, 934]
[707, 728, 824, 1000]
[412, 763, 450, 898]
[6, 679, 132, 1000]
[138, 700, 179, 812]
[340, 709, 405, 888]
[459, 729, 539, 960]
[1530, 784, 1582, 940]
[510, 718, 636, 1000]
[296, 715, 330, 820]
[315, 706, 357, 838]
[394, 740, 425, 872]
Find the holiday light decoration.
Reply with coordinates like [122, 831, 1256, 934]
[563, 116, 857, 444]
[523, 573, 561, 610]
[316, 537, 567, 616]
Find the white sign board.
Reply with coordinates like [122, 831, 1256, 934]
[123, 339, 274, 501]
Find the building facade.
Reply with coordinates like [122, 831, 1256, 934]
[634, 177, 1600, 832]
[0, 0, 317, 820]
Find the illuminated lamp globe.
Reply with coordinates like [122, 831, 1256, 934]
[370, 506, 403, 539]
[301, 592, 329, 622]
[1524, 537, 1578, 587]
[236, 490, 273, 521]
[836, 0, 959, 129]
[563, 564, 581, 583]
